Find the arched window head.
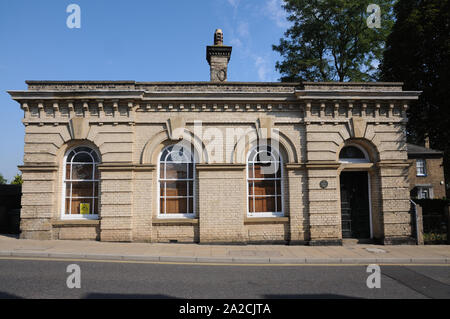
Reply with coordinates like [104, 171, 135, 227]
[62, 146, 100, 219]
[339, 145, 370, 163]
[159, 144, 195, 217]
[247, 145, 284, 217]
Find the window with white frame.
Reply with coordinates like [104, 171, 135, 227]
[416, 159, 427, 176]
[247, 145, 283, 217]
[339, 145, 370, 163]
[158, 144, 195, 217]
[62, 146, 100, 218]
[417, 186, 433, 199]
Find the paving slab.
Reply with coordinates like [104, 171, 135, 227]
[0, 236, 448, 265]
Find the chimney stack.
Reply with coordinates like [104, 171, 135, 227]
[425, 135, 430, 149]
[206, 29, 232, 82]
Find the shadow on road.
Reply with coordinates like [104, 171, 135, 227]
[263, 294, 360, 299]
[85, 293, 178, 299]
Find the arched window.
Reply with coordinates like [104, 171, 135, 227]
[247, 145, 284, 217]
[62, 146, 100, 219]
[339, 145, 370, 163]
[158, 144, 195, 217]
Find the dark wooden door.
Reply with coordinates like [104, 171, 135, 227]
[340, 172, 371, 239]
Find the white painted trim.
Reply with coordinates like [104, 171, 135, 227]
[246, 144, 285, 218]
[339, 144, 370, 164]
[60, 146, 100, 220]
[157, 145, 197, 219]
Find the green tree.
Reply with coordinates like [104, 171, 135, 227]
[11, 174, 23, 185]
[273, 0, 395, 82]
[380, 0, 450, 193]
[0, 173, 6, 185]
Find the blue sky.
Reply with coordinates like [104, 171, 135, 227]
[0, 0, 289, 181]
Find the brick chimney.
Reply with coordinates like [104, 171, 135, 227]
[425, 135, 430, 148]
[206, 29, 232, 82]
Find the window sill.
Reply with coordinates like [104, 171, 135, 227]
[244, 217, 289, 225]
[53, 220, 100, 227]
[153, 219, 199, 226]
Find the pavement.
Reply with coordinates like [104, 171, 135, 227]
[0, 234, 449, 265]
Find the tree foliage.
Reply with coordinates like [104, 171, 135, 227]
[0, 174, 6, 185]
[273, 0, 395, 82]
[380, 0, 450, 193]
[11, 174, 23, 185]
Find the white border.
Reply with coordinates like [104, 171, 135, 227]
[157, 145, 197, 219]
[339, 144, 371, 164]
[60, 146, 100, 220]
[246, 144, 285, 218]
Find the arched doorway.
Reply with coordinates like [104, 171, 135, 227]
[339, 145, 373, 240]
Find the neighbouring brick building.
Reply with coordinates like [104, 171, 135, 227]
[8, 30, 421, 245]
[407, 142, 446, 199]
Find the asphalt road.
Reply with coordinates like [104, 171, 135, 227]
[0, 258, 449, 299]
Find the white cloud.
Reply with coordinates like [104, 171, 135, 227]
[230, 37, 243, 49]
[254, 56, 269, 81]
[264, 0, 290, 29]
[237, 22, 250, 38]
[227, 0, 240, 9]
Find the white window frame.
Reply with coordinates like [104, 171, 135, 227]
[339, 144, 370, 164]
[246, 145, 284, 218]
[416, 159, 427, 177]
[417, 186, 433, 199]
[61, 146, 100, 220]
[157, 145, 196, 219]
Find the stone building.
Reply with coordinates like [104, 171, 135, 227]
[8, 30, 421, 245]
[407, 142, 446, 199]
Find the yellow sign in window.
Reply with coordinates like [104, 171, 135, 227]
[80, 203, 90, 215]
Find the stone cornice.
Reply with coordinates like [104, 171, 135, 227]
[376, 160, 411, 168]
[206, 46, 232, 63]
[18, 164, 58, 172]
[296, 90, 421, 100]
[305, 161, 341, 169]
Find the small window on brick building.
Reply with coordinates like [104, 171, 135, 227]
[247, 145, 284, 217]
[62, 146, 100, 219]
[158, 144, 195, 217]
[416, 159, 427, 176]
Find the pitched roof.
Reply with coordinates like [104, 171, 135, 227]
[407, 143, 443, 157]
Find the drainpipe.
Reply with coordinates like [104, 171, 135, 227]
[410, 199, 424, 245]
